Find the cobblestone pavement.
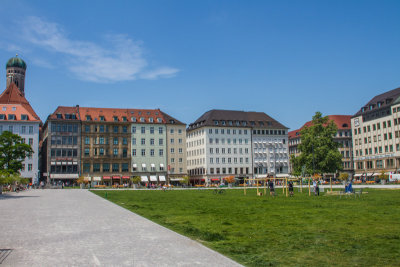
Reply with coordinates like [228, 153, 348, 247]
[0, 189, 241, 267]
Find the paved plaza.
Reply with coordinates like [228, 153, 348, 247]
[0, 189, 241, 266]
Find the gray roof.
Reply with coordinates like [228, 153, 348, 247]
[188, 109, 288, 130]
[354, 87, 400, 117]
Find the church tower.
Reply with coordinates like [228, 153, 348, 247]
[6, 55, 27, 96]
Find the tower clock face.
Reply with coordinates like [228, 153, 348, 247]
[354, 118, 360, 127]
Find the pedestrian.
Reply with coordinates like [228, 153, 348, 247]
[288, 181, 294, 196]
[315, 181, 320, 196]
[268, 180, 275, 196]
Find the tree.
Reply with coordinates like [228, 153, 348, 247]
[291, 112, 343, 177]
[378, 170, 389, 181]
[338, 172, 349, 181]
[181, 175, 190, 185]
[0, 131, 33, 174]
[131, 176, 141, 185]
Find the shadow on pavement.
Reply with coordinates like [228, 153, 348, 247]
[0, 194, 39, 199]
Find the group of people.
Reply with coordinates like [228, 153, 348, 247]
[267, 180, 295, 196]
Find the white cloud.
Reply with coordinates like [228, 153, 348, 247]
[18, 16, 179, 83]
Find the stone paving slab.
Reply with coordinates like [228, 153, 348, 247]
[0, 189, 242, 267]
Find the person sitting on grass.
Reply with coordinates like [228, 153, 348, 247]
[268, 180, 275, 196]
[288, 181, 294, 196]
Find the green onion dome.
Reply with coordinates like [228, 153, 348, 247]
[6, 55, 27, 70]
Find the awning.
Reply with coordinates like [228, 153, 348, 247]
[112, 176, 120, 180]
[211, 178, 220, 181]
[159, 175, 166, 181]
[150, 175, 157, 181]
[122, 176, 130, 179]
[142, 163, 146, 168]
[367, 173, 374, 176]
[354, 174, 362, 177]
[275, 174, 288, 178]
[160, 164, 164, 168]
[132, 164, 137, 168]
[103, 176, 111, 180]
[84, 177, 91, 181]
[151, 163, 155, 168]
[141, 176, 148, 182]
[93, 177, 101, 181]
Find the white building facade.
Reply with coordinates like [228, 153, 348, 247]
[187, 110, 288, 184]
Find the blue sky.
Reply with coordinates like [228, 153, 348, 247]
[0, 0, 399, 130]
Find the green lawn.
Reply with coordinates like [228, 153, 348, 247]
[91, 188, 400, 266]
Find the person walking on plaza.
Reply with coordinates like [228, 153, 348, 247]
[315, 180, 320, 196]
[268, 180, 275, 196]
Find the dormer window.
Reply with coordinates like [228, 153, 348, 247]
[377, 102, 382, 108]
[8, 114, 15, 120]
[131, 117, 137, 122]
[86, 115, 91, 121]
[56, 113, 62, 119]
[369, 104, 375, 110]
[250, 121, 255, 126]
[149, 117, 154, 123]
[140, 117, 145, 122]
[228, 121, 233, 126]
[361, 107, 366, 112]
[170, 120, 175, 124]
[386, 98, 392, 104]
[221, 120, 226, 125]
[214, 120, 219, 125]
[155, 112, 159, 115]
[342, 123, 348, 128]
[113, 116, 118, 122]
[138, 111, 142, 115]
[259, 121, 264, 126]
[157, 118, 162, 123]
[122, 116, 127, 122]
[0, 114, 5, 120]
[235, 121, 240, 126]
[242, 121, 247, 126]
[12, 107, 16, 111]
[2, 107, 6, 111]
[100, 116, 105, 121]
[21, 114, 28, 120]
[146, 112, 150, 115]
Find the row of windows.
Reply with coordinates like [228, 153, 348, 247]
[210, 157, 250, 164]
[0, 114, 30, 121]
[210, 147, 250, 154]
[355, 144, 398, 156]
[50, 165, 78, 174]
[84, 148, 128, 157]
[209, 138, 249, 145]
[209, 128, 249, 135]
[51, 149, 78, 157]
[21, 164, 33, 172]
[209, 167, 250, 175]
[132, 149, 164, 157]
[132, 126, 164, 134]
[354, 120, 394, 135]
[253, 129, 286, 135]
[51, 136, 78, 146]
[132, 165, 165, 172]
[51, 123, 78, 133]
[356, 159, 395, 170]
[0, 125, 35, 134]
[132, 138, 165, 145]
[83, 163, 129, 173]
[85, 115, 163, 123]
[85, 137, 128, 145]
[354, 133, 395, 145]
[85, 125, 128, 134]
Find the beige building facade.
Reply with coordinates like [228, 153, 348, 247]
[351, 87, 400, 179]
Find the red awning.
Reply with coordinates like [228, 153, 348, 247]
[103, 176, 111, 180]
[122, 176, 130, 179]
[211, 178, 220, 181]
[112, 176, 120, 179]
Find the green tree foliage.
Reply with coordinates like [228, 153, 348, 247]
[338, 172, 349, 181]
[291, 112, 343, 176]
[131, 176, 141, 184]
[0, 131, 33, 174]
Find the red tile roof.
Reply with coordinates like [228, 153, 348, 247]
[0, 104, 41, 122]
[47, 106, 184, 125]
[0, 83, 41, 121]
[288, 115, 351, 139]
